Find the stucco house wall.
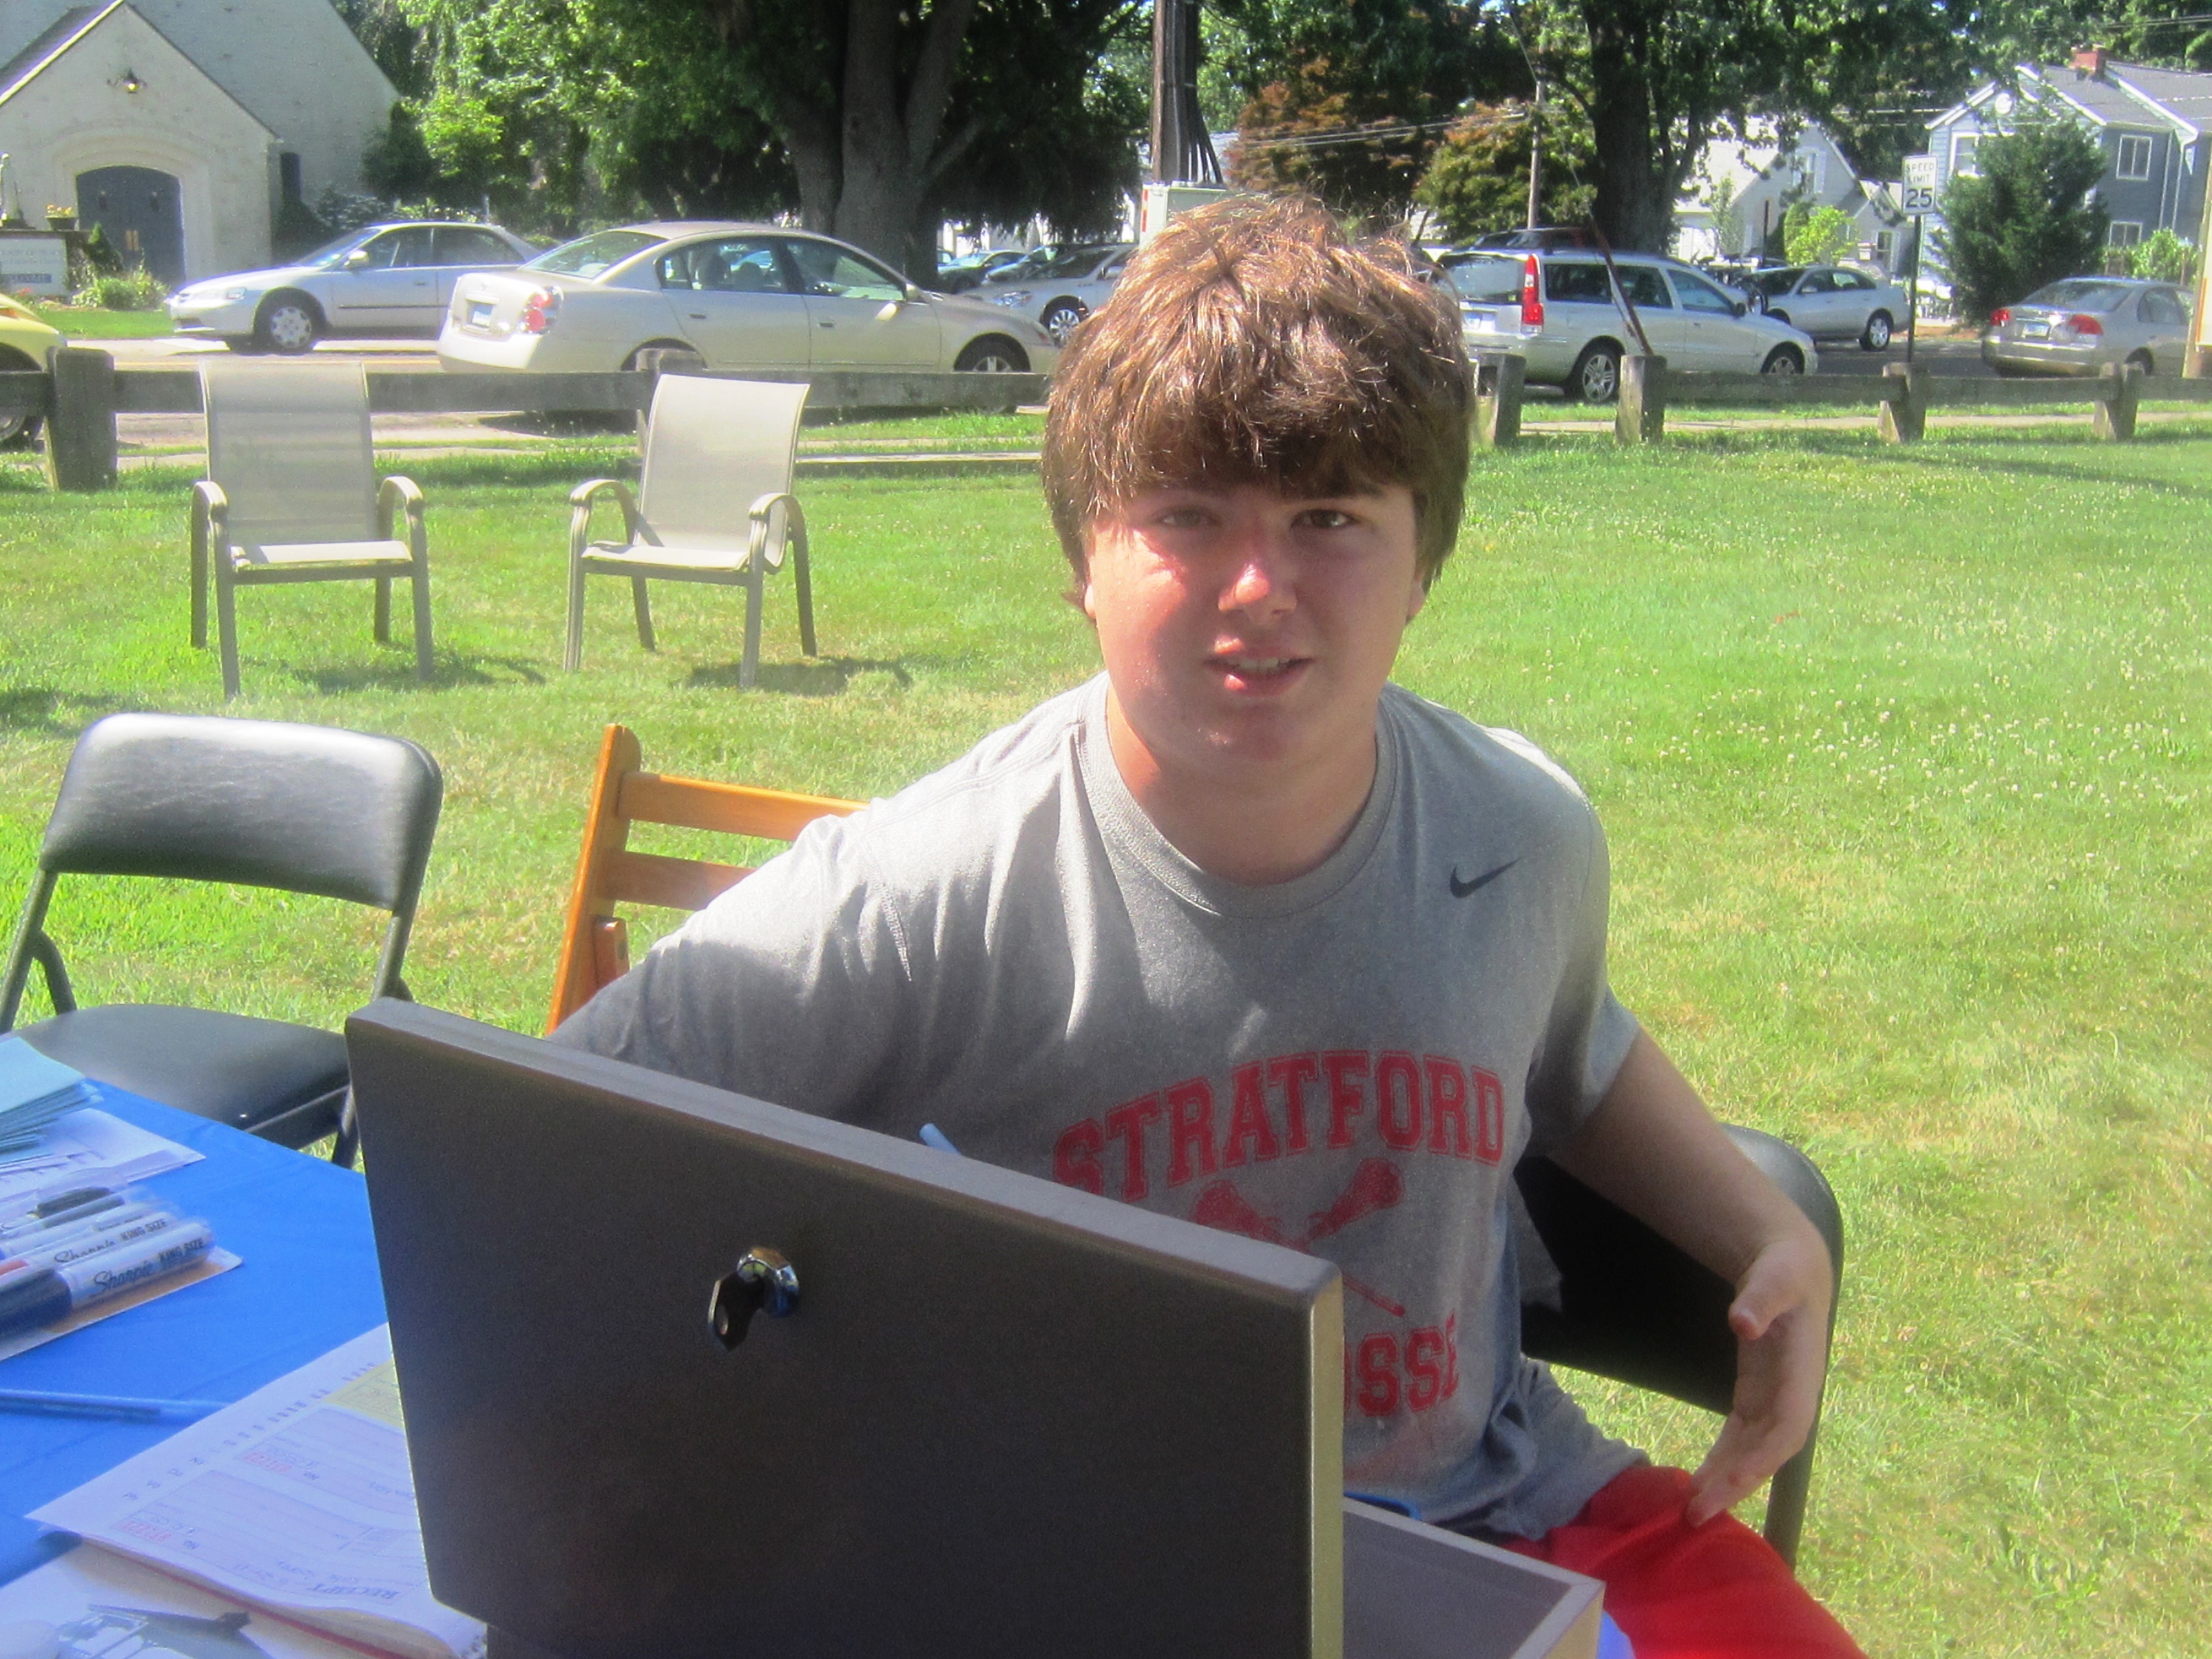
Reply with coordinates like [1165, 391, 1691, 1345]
[0, 4, 275, 280]
[0, 0, 394, 202]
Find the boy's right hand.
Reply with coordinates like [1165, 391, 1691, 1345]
[1685, 1228, 1833, 1527]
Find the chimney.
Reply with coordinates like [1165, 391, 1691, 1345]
[2072, 45, 2107, 76]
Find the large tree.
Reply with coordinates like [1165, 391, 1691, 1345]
[1217, 1, 1524, 220]
[394, 0, 1143, 274]
[1415, 100, 1595, 241]
[1509, 0, 1978, 250]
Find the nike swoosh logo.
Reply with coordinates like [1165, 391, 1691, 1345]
[1449, 860, 1517, 899]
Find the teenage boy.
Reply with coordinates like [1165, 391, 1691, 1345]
[556, 196, 1861, 1659]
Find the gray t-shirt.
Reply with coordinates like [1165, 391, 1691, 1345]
[556, 676, 1645, 1536]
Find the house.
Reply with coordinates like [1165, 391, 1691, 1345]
[0, 0, 396, 284]
[1929, 48, 2212, 254]
[1676, 122, 1908, 274]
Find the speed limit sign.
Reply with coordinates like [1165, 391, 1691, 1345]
[1901, 153, 1939, 214]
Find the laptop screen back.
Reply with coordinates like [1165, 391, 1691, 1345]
[348, 1003, 1344, 1659]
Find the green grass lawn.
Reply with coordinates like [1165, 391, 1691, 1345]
[25, 302, 172, 339]
[1, 427, 2205, 1655]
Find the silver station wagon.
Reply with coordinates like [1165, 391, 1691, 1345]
[1448, 250, 1818, 401]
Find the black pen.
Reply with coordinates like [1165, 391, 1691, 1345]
[0, 1220, 213, 1339]
[0, 1191, 126, 1244]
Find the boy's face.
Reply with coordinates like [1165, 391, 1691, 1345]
[1082, 482, 1426, 789]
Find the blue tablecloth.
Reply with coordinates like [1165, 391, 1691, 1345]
[0, 1086, 387, 1586]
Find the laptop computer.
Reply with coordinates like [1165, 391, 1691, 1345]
[347, 1001, 1599, 1659]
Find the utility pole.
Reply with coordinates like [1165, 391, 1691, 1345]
[1525, 80, 1543, 229]
[1150, 0, 1220, 186]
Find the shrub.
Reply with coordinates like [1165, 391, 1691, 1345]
[82, 266, 165, 310]
[1783, 204, 1854, 266]
[2128, 227, 2195, 285]
[1936, 107, 2108, 322]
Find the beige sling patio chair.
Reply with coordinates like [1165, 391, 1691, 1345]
[191, 359, 434, 701]
[565, 375, 816, 688]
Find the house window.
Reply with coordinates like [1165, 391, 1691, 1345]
[2116, 134, 2154, 181]
[1875, 229, 1896, 263]
[2109, 220, 2145, 248]
[1791, 150, 1827, 196]
[1952, 133, 1980, 176]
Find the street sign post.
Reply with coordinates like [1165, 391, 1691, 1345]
[1898, 154, 1939, 364]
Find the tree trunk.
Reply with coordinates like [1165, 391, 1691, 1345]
[1580, 0, 1675, 251]
[832, 0, 979, 274]
[715, 0, 979, 274]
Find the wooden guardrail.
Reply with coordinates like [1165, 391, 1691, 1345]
[13, 346, 2212, 491]
[18, 347, 1051, 491]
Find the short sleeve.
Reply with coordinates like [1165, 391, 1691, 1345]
[1522, 804, 1640, 1156]
[549, 816, 914, 1124]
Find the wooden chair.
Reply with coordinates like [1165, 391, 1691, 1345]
[547, 724, 860, 1032]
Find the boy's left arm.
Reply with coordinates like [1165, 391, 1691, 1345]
[1552, 1030, 1835, 1526]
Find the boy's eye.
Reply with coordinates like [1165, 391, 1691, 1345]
[1296, 508, 1356, 530]
[1153, 507, 1216, 529]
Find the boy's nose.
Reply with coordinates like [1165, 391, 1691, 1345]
[1219, 521, 1296, 616]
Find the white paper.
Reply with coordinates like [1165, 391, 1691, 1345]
[0, 1109, 201, 1212]
[0, 1542, 381, 1659]
[32, 1327, 487, 1659]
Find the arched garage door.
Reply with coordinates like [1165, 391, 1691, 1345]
[77, 165, 185, 288]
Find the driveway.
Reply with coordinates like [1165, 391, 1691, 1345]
[1810, 333, 1994, 379]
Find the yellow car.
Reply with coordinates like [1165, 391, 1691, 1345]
[0, 293, 62, 448]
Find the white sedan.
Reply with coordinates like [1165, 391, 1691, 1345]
[973, 244, 1133, 345]
[439, 223, 1060, 375]
[166, 221, 538, 352]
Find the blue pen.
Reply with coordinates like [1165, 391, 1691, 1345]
[0, 1387, 228, 1423]
[919, 1123, 961, 1155]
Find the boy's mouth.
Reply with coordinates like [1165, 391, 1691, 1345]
[1209, 653, 1308, 692]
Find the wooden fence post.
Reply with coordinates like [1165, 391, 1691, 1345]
[45, 345, 117, 492]
[1474, 351, 1525, 449]
[2093, 362, 2140, 441]
[1879, 362, 1927, 444]
[630, 347, 706, 443]
[1615, 353, 1665, 444]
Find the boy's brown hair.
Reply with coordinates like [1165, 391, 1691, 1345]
[1041, 194, 1473, 587]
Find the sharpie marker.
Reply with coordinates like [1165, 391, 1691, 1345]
[0, 1220, 213, 1339]
[0, 1206, 179, 1282]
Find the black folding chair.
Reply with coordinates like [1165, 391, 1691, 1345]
[1516, 1125, 1844, 1569]
[0, 713, 442, 1166]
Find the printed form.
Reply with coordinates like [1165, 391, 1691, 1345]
[33, 1325, 487, 1659]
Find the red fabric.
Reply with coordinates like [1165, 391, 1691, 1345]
[1503, 1465, 1865, 1659]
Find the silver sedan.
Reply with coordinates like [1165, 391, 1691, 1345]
[1981, 277, 2193, 377]
[1743, 265, 1910, 351]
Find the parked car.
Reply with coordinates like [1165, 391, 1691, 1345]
[0, 292, 62, 448]
[165, 221, 539, 353]
[933, 249, 1030, 293]
[439, 222, 1060, 375]
[1739, 265, 1906, 351]
[1446, 249, 1818, 400]
[1981, 276, 2194, 377]
[1469, 226, 1597, 251]
[974, 243, 1133, 345]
